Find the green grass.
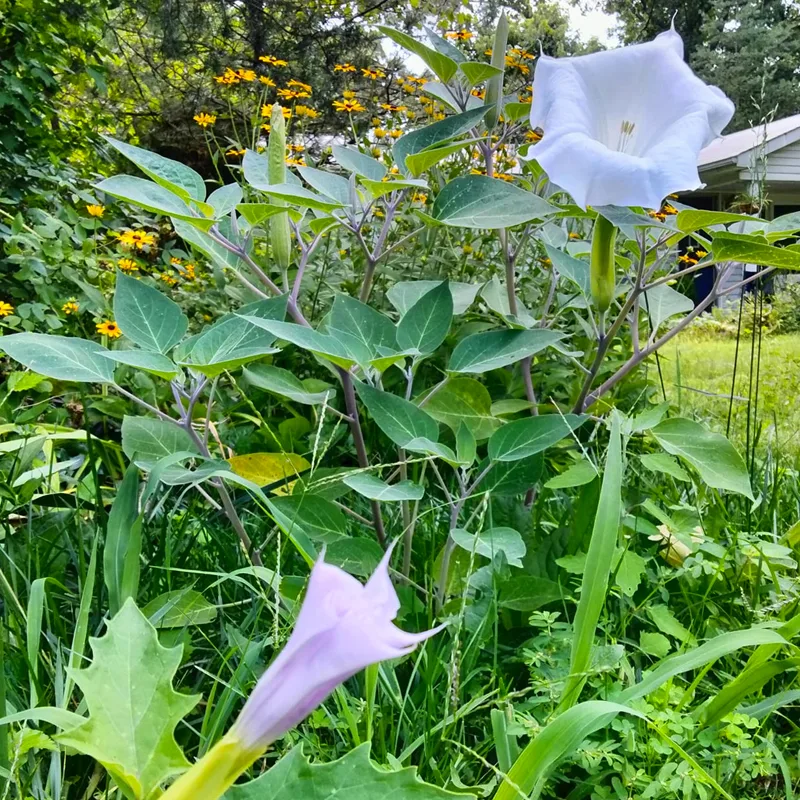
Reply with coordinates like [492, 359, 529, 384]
[662, 332, 800, 460]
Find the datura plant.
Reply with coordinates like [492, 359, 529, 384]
[2, 16, 800, 800]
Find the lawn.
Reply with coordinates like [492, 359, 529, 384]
[662, 331, 800, 460]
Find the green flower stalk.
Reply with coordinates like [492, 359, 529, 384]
[590, 213, 617, 313]
[160, 547, 442, 800]
[268, 104, 292, 282]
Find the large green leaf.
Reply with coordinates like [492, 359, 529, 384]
[114, 272, 189, 354]
[57, 600, 200, 800]
[142, 589, 218, 628]
[377, 25, 458, 84]
[102, 136, 206, 202]
[545, 245, 590, 295]
[618, 627, 789, 704]
[104, 465, 142, 616]
[244, 363, 335, 405]
[676, 209, 758, 233]
[98, 350, 180, 381]
[297, 165, 352, 206]
[711, 231, 800, 270]
[452, 526, 525, 567]
[0, 334, 116, 383]
[343, 473, 425, 501]
[183, 296, 288, 376]
[404, 139, 483, 178]
[478, 454, 544, 496]
[651, 418, 753, 499]
[396, 280, 453, 355]
[449, 329, 564, 373]
[393, 107, 488, 175]
[328, 294, 397, 357]
[244, 318, 365, 369]
[331, 145, 387, 181]
[433, 176, 556, 228]
[252, 183, 344, 212]
[226, 743, 471, 800]
[207, 183, 243, 217]
[488, 414, 586, 462]
[559, 415, 623, 710]
[459, 61, 503, 85]
[171, 217, 246, 273]
[121, 416, 199, 467]
[388, 280, 479, 316]
[96, 176, 211, 227]
[355, 382, 439, 447]
[495, 702, 643, 800]
[421, 377, 500, 440]
[642, 283, 694, 331]
[267, 495, 346, 543]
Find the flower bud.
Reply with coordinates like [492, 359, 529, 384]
[268, 104, 292, 273]
[590, 213, 617, 313]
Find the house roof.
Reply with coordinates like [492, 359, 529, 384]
[698, 113, 800, 170]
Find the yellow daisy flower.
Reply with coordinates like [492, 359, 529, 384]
[193, 112, 217, 127]
[62, 300, 80, 315]
[361, 67, 386, 80]
[334, 63, 356, 73]
[96, 320, 122, 338]
[118, 230, 156, 249]
[118, 258, 138, 273]
[333, 99, 366, 113]
[86, 204, 105, 217]
[0, 301, 15, 317]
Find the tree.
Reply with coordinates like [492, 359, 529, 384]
[692, 0, 800, 130]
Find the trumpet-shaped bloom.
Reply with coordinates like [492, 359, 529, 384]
[230, 546, 441, 751]
[527, 28, 734, 209]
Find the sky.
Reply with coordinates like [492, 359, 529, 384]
[565, 3, 620, 46]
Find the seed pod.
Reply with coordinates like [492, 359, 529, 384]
[268, 104, 291, 272]
[484, 12, 509, 132]
[590, 213, 617, 312]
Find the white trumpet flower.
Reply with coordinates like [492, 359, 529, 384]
[527, 27, 734, 209]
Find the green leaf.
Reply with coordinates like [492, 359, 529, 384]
[545, 245, 590, 295]
[676, 209, 758, 233]
[619, 627, 788, 704]
[456, 422, 477, 465]
[252, 183, 344, 212]
[424, 24, 468, 62]
[480, 275, 535, 327]
[433, 175, 556, 228]
[421, 377, 500, 440]
[479, 454, 544, 496]
[545, 459, 598, 488]
[267, 495, 346, 544]
[328, 294, 397, 356]
[495, 702, 644, 800]
[114, 272, 189, 353]
[498, 575, 563, 611]
[355, 382, 439, 447]
[615, 550, 647, 596]
[244, 363, 334, 405]
[0, 334, 116, 383]
[325, 539, 384, 577]
[235, 204, 294, 226]
[226, 743, 471, 800]
[646, 604, 695, 645]
[394, 108, 488, 174]
[332, 146, 387, 181]
[452, 527, 525, 567]
[142, 589, 217, 628]
[484, 12, 508, 130]
[640, 631, 671, 657]
[358, 177, 428, 198]
[639, 452, 690, 482]
[642, 283, 694, 331]
[104, 464, 142, 616]
[183, 296, 288, 376]
[207, 183, 243, 217]
[459, 61, 503, 85]
[396, 280, 453, 355]
[559, 415, 623, 710]
[711, 231, 800, 270]
[489, 414, 586, 462]
[121, 416, 199, 468]
[404, 139, 483, 178]
[96, 176, 210, 226]
[404, 437, 459, 463]
[651, 418, 753, 499]
[343, 473, 424, 501]
[388, 280, 479, 316]
[171, 217, 246, 272]
[377, 25, 458, 84]
[227, 453, 310, 488]
[102, 136, 206, 202]
[449, 329, 563, 373]
[57, 600, 200, 800]
[245, 318, 363, 369]
[98, 350, 180, 380]
[297, 165, 352, 206]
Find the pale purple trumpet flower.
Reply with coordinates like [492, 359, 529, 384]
[230, 544, 442, 751]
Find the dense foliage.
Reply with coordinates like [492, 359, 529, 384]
[1, 5, 799, 800]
